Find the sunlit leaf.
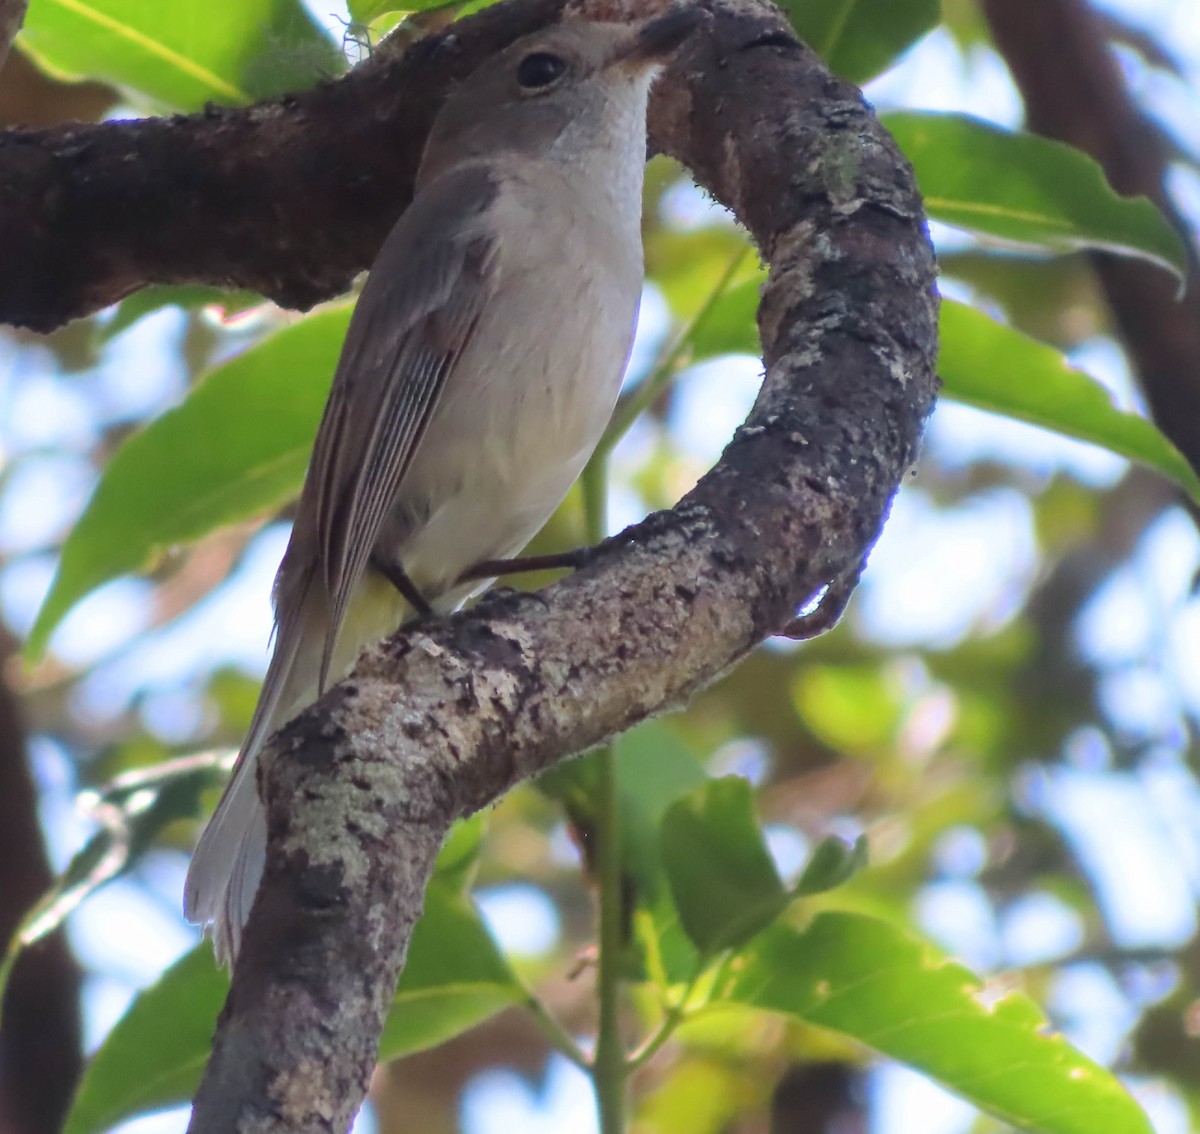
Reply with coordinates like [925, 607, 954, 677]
[939, 299, 1200, 500]
[792, 664, 906, 756]
[63, 947, 224, 1134]
[431, 814, 489, 892]
[19, 0, 342, 111]
[27, 306, 351, 660]
[780, 0, 940, 84]
[538, 721, 708, 981]
[885, 111, 1187, 278]
[348, 0, 464, 21]
[661, 777, 788, 956]
[724, 912, 1154, 1134]
[381, 883, 523, 1058]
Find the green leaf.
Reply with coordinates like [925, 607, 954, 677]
[18, 0, 342, 112]
[62, 881, 521, 1134]
[538, 722, 708, 982]
[780, 0, 940, 84]
[792, 663, 906, 756]
[432, 814, 489, 892]
[939, 299, 1200, 501]
[661, 777, 788, 956]
[794, 834, 869, 897]
[724, 912, 1154, 1134]
[64, 947, 226, 1134]
[382, 883, 524, 1059]
[688, 277, 762, 363]
[27, 306, 351, 660]
[537, 721, 708, 898]
[884, 111, 1187, 279]
[348, 0, 461, 22]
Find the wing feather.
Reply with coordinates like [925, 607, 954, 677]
[291, 166, 502, 688]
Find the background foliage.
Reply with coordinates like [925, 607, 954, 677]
[1, 0, 1199, 1132]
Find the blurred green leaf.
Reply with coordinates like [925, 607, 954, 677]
[347, 0, 400, 21]
[348, 0, 461, 21]
[794, 834, 869, 897]
[539, 722, 708, 981]
[63, 946, 224, 1134]
[939, 299, 1200, 500]
[885, 111, 1187, 278]
[724, 912, 1154, 1134]
[381, 882, 524, 1058]
[432, 814, 489, 892]
[62, 881, 520, 1134]
[28, 306, 351, 660]
[792, 663, 906, 756]
[19, 0, 342, 111]
[538, 720, 707, 897]
[688, 277, 762, 363]
[780, 0, 940, 84]
[661, 777, 788, 956]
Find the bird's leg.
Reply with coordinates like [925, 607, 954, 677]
[456, 549, 590, 584]
[372, 555, 435, 617]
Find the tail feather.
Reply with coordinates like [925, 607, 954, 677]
[184, 573, 317, 965]
[185, 568, 412, 965]
[184, 760, 268, 966]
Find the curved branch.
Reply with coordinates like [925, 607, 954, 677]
[182, 1, 937, 1130]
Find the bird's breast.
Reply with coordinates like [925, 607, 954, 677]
[391, 180, 643, 593]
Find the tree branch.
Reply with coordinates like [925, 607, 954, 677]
[0, 0, 565, 331]
[982, 0, 1200, 477]
[177, 0, 938, 1129]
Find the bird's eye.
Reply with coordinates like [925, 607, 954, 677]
[517, 52, 567, 90]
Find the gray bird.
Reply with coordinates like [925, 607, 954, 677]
[184, 10, 700, 964]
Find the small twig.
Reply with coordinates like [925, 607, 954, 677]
[778, 563, 864, 640]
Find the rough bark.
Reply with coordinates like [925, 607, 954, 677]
[982, 0, 1200, 478]
[178, 1, 938, 1130]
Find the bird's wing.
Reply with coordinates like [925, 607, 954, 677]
[300, 164, 503, 688]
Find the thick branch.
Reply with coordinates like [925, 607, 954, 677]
[983, 0, 1200, 476]
[186, 1, 938, 1130]
[0, 0, 564, 331]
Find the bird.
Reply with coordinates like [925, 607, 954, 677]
[184, 9, 701, 965]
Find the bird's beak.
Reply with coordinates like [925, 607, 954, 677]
[608, 6, 703, 69]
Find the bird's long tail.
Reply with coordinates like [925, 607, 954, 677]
[183, 588, 312, 966]
[184, 569, 412, 965]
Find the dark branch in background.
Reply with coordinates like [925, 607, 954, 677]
[983, 0, 1200, 478]
[0, 0, 26, 72]
[0, 644, 82, 1134]
[182, 0, 938, 1128]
